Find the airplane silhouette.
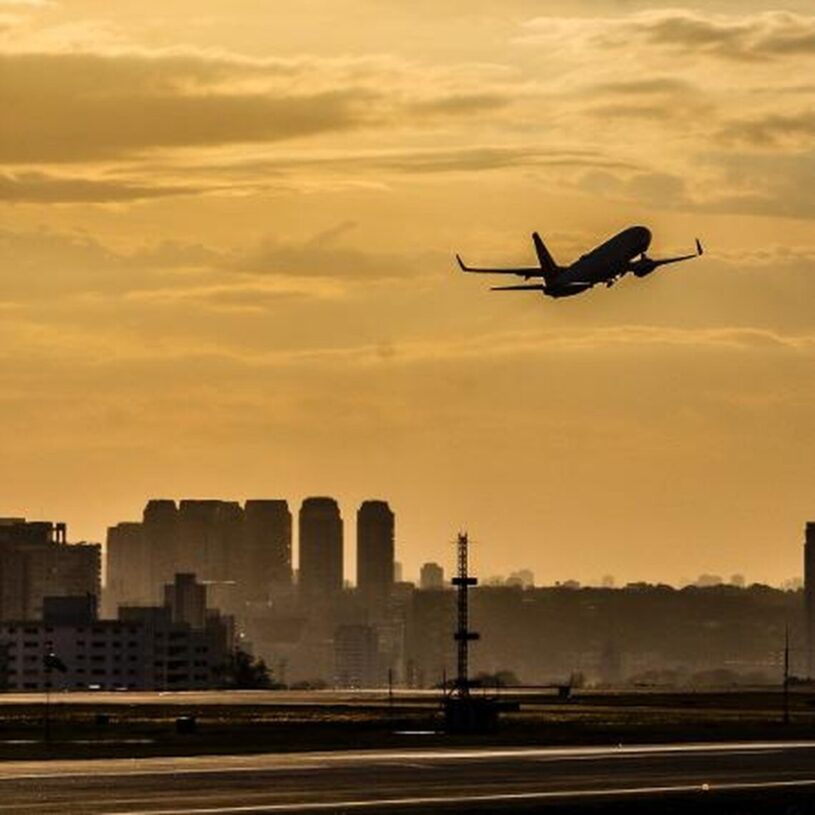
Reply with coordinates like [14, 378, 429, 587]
[456, 226, 703, 298]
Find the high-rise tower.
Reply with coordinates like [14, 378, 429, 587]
[243, 500, 293, 600]
[142, 500, 179, 593]
[298, 497, 343, 601]
[356, 500, 395, 608]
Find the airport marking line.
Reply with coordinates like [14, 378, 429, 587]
[103, 778, 815, 814]
[0, 740, 813, 781]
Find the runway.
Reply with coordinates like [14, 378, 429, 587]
[2, 741, 815, 813]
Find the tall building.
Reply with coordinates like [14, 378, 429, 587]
[0, 518, 100, 620]
[420, 562, 445, 590]
[298, 497, 343, 601]
[142, 499, 179, 591]
[805, 522, 815, 677]
[106, 522, 151, 613]
[178, 500, 226, 580]
[243, 500, 293, 601]
[106, 498, 297, 615]
[356, 501, 395, 608]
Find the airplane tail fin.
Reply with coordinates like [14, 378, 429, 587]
[532, 233, 558, 283]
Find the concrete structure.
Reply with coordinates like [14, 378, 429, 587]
[420, 562, 445, 590]
[356, 501, 394, 608]
[0, 518, 100, 620]
[806, 522, 815, 678]
[298, 498, 343, 602]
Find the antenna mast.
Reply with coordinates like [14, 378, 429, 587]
[451, 532, 479, 696]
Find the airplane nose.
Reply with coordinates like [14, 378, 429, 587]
[634, 226, 652, 250]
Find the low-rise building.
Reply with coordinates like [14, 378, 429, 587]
[1, 575, 232, 691]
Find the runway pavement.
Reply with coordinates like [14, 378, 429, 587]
[1, 741, 815, 813]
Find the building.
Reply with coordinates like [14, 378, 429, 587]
[356, 501, 394, 608]
[1, 574, 232, 691]
[0, 518, 101, 620]
[805, 522, 815, 678]
[334, 624, 381, 688]
[420, 562, 445, 590]
[164, 573, 207, 629]
[298, 498, 343, 602]
[1, 596, 149, 691]
[177, 500, 238, 581]
[243, 500, 293, 600]
[105, 522, 151, 613]
[106, 498, 294, 614]
[142, 499, 180, 591]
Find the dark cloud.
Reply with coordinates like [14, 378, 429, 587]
[407, 93, 510, 116]
[191, 146, 639, 178]
[719, 111, 815, 147]
[0, 171, 205, 203]
[624, 10, 815, 61]
[0, 52, 378, 162]
[524, 11, 815, 63]
[591, 78, 697, 96]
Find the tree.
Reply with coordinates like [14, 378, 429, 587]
[219, 648, 279, 689]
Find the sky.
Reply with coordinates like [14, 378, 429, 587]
[2, 1, 815, 586]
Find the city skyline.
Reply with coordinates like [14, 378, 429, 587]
[4, 1, 815, 588]
[12, 499, 806, 589]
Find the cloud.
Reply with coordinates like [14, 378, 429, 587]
[521, 10, 815, 62]
[184, 146, 639, 182]
[235, 222, 419, 280]
[720, 111, 815, 148]
[0, 171, 206, 203]
[407, 92, 510, 117]
[0, 50, 530, 164]
[0, 53, 375, 161]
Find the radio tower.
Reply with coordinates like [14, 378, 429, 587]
[451, 532, 479, 697]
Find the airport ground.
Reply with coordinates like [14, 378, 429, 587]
[2, 690, 815, 812]
[0, 687, 814, 761]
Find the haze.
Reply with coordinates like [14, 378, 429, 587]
[2, 0, 814, 586]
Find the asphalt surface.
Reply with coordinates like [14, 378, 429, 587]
[2, 741, 815, 813]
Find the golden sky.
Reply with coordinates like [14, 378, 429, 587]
[3, 0, 815, 586]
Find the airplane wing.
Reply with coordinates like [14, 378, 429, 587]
[648, 239, 704, 269]
[490, 284, 545, 291]
[456, 255, 543, 277]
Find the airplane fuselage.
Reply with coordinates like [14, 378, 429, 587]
[547, 226, 652, 297]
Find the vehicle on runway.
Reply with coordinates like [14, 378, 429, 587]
[456, 226, 703, 298]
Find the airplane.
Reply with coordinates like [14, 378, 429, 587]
[456, 226, 703, 298]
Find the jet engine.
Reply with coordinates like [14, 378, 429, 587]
[630, 256, 658, 277]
